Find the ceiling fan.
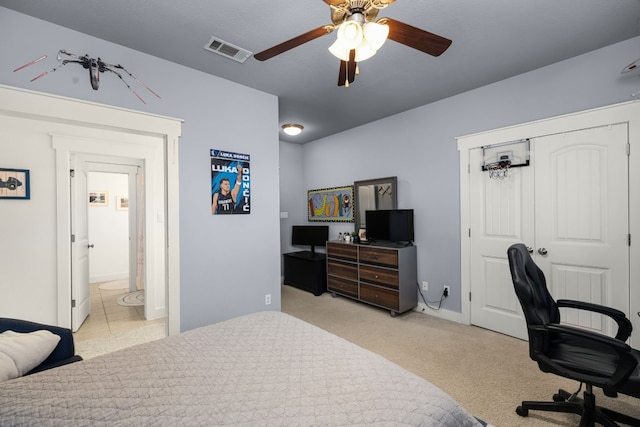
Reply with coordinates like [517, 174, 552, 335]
[253, 0, 452, 87]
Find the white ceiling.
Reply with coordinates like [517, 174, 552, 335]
[2, 0, 639, 143]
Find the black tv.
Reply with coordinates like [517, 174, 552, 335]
[291, 225, 329, 254]
[365, 209, 414, 244]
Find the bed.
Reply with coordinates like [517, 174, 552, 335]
[0, 311, 482, 426]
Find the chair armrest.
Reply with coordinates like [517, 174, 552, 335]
[556, 299, 632, 341]
[531, 323, 637, 390]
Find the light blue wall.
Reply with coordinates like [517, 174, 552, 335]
[292, 35, 640, 312]
[0, 8, 281, 331]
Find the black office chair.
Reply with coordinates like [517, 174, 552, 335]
[507, 243, 640, 427]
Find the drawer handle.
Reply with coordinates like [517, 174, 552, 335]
[374, 275, 379, 279]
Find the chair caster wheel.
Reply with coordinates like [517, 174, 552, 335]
[516, 406, 528, 417]
[553, 393, 565, 402]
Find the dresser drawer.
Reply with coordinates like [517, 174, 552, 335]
[327, 242, 358, 261]
[359, 246, 398, 267]
[327, 260, 358, 281]
[328, 276, 358, 298]
[359, 264, 398, 288]
[360, 284, 399, 311]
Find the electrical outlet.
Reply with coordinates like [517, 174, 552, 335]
[422, 281, 429, 291]
[443, 286, 450, 297]
[265, 294, 271, 305]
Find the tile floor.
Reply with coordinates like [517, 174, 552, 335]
[73, 279, 165, 343]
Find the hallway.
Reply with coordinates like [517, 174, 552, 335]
[73, 279, 165, 353]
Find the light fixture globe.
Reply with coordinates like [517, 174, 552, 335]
[281, 123, 304, 136]
[363, 21, 389, 51]
[337, 21, 363, 50]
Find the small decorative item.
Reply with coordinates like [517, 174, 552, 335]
[338, 232, 343, 241]
[358, 228, 367, 241]
[308, 185, 354, 222]
[0, 168, 30, 200]
[89, 191, 109, 206]
[344, 234, 351, 243]
[116, 196, 129, 211]
[351, 231, 360, 244]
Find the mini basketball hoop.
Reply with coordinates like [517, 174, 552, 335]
[481, 139, 530, 180]
[485, 156, 512, 180]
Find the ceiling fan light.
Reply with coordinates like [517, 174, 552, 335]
[328, 39, 350, 61]
[363, 22, 389, 51]
[282, 123, 304, 136]
[337, 21, 363, 50]
[355, 43, 376, 62]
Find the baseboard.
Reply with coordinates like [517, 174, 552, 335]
[413, 302, 468, 324]
[90, 273, 128, 283]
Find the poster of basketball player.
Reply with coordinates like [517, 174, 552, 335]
[210, 149, 250, 215]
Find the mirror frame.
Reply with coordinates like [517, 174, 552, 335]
[353, 176, 398, 232]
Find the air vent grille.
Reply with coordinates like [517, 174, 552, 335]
[204, 37, 252, 63]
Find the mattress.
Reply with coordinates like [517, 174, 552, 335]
[0, 311, 481, 426]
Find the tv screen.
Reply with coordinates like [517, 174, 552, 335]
[291, 225, 329, 252]
[365, 209, 414, 243]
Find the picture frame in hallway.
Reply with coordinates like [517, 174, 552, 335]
[0, 168, 30, 200]
[89, 191, 109, 206]
[116, 195, 129, 211]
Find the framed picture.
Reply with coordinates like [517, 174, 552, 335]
[358, 228, 367, 241]
[89, 191, 109, 206]
[0, 168, 30, 200]
[308, 185, 354, 222]
[116, 195, 129, 211]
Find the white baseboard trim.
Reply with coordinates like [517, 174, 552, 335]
[90, 273, 128, 283]
[413, 302, 469, 325]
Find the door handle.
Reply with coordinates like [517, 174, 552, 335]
[526, 246, 534, 254]
[88, 244, 95, 249]
[538, 248, 548, 255]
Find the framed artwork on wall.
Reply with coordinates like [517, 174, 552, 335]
[116, 195, 129, 211]
[89, 191, 109, 206]
[308, 185, 354, 222]
[0, 168, 30, 200]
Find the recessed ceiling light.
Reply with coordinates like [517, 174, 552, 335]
[282, 123, 304, 136]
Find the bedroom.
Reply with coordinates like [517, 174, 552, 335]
[1, 2, 640, 425]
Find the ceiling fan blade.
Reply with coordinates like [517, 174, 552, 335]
[347, 49, 356, 82]
[383, 17, 452, 57]
[254, 26, 333, 61]
[338, 60, 347, 86]
[338, 50, 357, 87]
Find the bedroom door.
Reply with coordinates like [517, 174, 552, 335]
[470, 124, 629, 340]
[70, 154, 91, 332]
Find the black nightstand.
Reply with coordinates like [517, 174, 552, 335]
[283, 251, 327, 296]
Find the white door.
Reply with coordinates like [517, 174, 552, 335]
[469, 147, 533, 339]
[71, 155, 91, 332]
[470, 124, 629, 340]
[533, 124, 629, 337]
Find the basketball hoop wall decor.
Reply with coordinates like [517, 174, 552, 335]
[481, 139, 530, 180]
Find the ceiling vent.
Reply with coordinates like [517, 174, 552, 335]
[204, 36, 252, 63]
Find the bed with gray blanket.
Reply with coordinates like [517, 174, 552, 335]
[0, 311, 482, 426]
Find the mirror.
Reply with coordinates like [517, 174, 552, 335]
[354, 176, 398, 232]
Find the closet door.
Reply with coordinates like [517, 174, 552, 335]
[469, 147, 533, 340]
[533, 124, 629, 337]
[469, 124, 629, 340]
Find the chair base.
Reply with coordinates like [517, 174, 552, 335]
[516, 388, 640, 427]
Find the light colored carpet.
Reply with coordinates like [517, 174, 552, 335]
[117, 290, 144, 306]
[75, 323, 165, 359]
[281, 284, 640, 427]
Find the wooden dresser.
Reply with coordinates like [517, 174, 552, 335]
[326, 241, 417, 316]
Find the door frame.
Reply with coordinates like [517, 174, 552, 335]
[457, 100, 640, 345]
